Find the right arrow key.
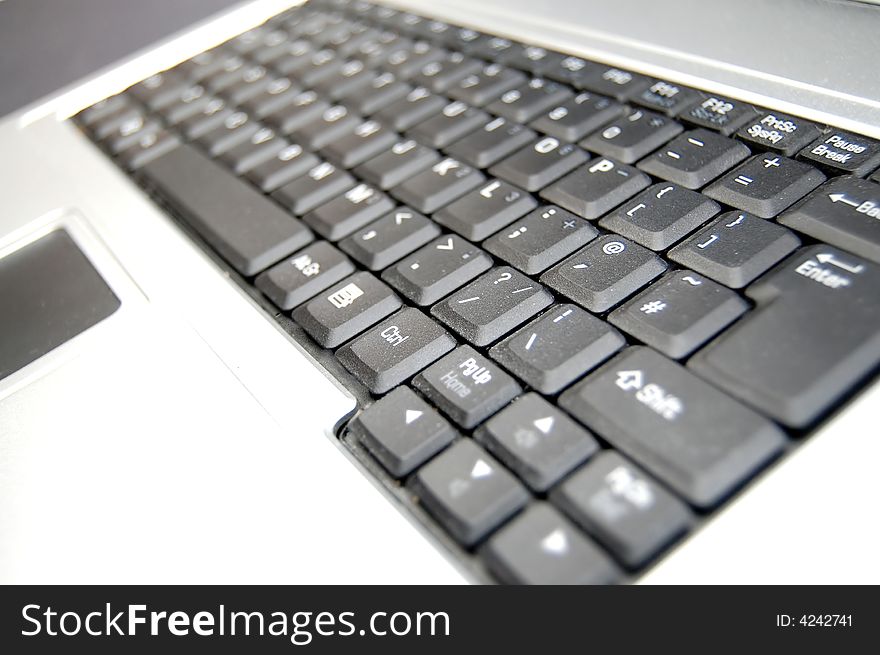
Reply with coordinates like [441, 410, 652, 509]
[778, 176, 880, 264]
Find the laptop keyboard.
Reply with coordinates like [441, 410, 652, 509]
[74, 0, 880, 583]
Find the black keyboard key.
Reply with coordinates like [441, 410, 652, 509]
[560, 346, 786, 507]
[778, 176, 880, 264]
[413, 346, 521, 429]
[486, 78, 572, 124]
[246, 143, 320, 192]
[354, 138, 440, 190]
[448, 63, 526, 107]
[490, 138, 588, 192]
[551, 451, 691, 568]
[382, 40, 446, 79]
[608, 270, 748, 358]
[489, 304, 625, 394]
[542, 55, 595, 86]
[321, 118, 399, 168]
[530, 92, 624, 142]
[312, 59, 376, 100]
[272, 161, 355, 215]
[410, 439, 529, 546]
[254, 36, 310, 66]
[540, 235, 667, 312]
[434, 179, 537, 241]
[350, 386, 456, 477]
[298, 48, 346, 87]
[499, 45, 565, 76]
[735, 111, 822, 157]
[255, 241, 354, 309]
[704, 154, 826, 218]
[680, 95, 760, 135]
[217, 65, 274, 103]
[303, 182, 394, 240]
[337, 307, 456, 394]
[343, 72, 411, 115]
[540, 157, 651, 220]
[219, 126, 286, 174]
[239, 77, 302, 118]
[445, 117, 536, 169]
[407, 100, 488, 148]
[265, 90, 328, 134]
[141, 144, 312, 276]
[476, 393, 599, 492]
[290, 104, 360, 150]
[411, 52, 482, 93]
[78, 95, 130, 126]
[668, 210, 801, 288]
[339, 207, 440, 270]
[581, 108, 683, 164]
[483, 205, 599, 274]
[576, 66, 652, 102]
[689, 245, 880, 428]
[483, 503, 621, 585]
[117, 129, 181, 171]
[392, 157, 485, 214]
[432, 266, 554, 346]
[178, 49, 243, 82]
[374, 86, 447, 132]
[382, 234, 493, 305]
[128, 71, 186, 110]
[292, 271, 401, 348]
[637, 128, 750, 189]
[196, 111, 260, 156]
[799, 129, 880, 177]
[599, 183, 721, 250]
[632, 79, 703, 116]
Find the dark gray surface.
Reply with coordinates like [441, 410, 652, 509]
[0, 230, 120, 381]
[0, 0, 240, 118]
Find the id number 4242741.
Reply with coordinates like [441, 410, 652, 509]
[776, 614, 853, 628]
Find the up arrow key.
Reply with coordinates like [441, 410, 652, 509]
[816, 252, 864, 274]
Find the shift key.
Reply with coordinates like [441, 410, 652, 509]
[689, 245, 880, 428]
[560, 346, 786, 508]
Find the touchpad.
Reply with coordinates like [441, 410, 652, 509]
[0, 229, 120, 381]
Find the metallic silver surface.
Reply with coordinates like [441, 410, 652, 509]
[383, 0, 880, 138]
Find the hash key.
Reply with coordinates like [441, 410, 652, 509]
[336, 307, 456, 394]
[608, 270, 748, 358]
[489, 304, 626, 394]
[483, 205, 599, 274]
[540, 235, 667, 313]
[392, 157, 485, 214]
[381, 234, 493, 306]
[434, 178, 537, 241]
[292, 271, 401, 348]
[599, 183, 721, 250]
[476, 393, 599, 492]
[410, 439, 529, 546]
[581, 108, 683, 164]
[338, 207, 440, 270]
[668, 211, 801, 288]
[540, 157, 651, 220]
[350, 387, 456, 477]
[551, 451, 691, 568]
[431, 266, 553, 346]
[637, 128, 750, 189]
[559, 346, 787, 507]
[489, 137, 587, 192]
[483, 503, 621, 584]
[704, 154, 826, 218]
[413, 346, 521, 429]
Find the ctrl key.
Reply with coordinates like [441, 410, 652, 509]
[483, 504, 621, 584]
[411, 439, 529, 547]
[336, 308, 456, 394]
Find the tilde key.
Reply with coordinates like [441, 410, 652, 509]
[689, 245, 880, 428]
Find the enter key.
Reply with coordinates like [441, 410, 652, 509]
[689, 245, 880, 428]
